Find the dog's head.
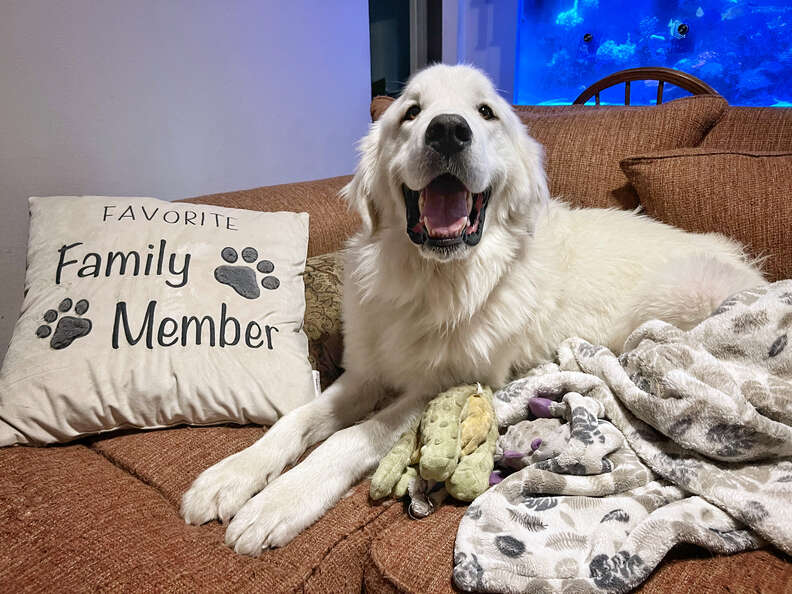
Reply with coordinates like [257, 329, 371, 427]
[344, 64, 549, 262]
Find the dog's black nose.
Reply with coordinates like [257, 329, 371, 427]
[425, 114, 472, 157]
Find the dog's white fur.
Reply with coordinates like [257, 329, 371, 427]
[181, 64, 765, 554]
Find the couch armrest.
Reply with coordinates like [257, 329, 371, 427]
[178, 175, 359, 258]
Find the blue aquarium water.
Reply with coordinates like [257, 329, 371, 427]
[515, 0, 792, 106]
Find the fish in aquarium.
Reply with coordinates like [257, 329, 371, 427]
[516, 0, 792, 106]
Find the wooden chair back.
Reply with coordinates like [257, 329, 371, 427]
[573, 67, 717, 106]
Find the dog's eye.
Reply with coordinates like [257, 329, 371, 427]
[403, 105, 421, 122]
[478, 104, 496, 120]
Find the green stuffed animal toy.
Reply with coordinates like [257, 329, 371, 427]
[370, 383, 498, 518]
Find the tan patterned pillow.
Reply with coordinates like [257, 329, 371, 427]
[303, 251, 345, 390]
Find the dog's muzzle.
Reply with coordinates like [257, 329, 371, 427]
[402, 174, 491, 248]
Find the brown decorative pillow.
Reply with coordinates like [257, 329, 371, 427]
[621, 149, 792, 281]
[303, 251, 344, 389]
[700, 107, 792, 152]
[516, 96, 728, 209]
[370, 95, 727, 210]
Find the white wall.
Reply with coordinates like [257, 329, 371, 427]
[0, 0, 371, 362]
[445, 0, 519, 101]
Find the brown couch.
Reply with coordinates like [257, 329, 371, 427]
[2, 97, 792, 593]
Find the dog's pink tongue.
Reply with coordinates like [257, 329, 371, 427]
[422, 175, 469, 236]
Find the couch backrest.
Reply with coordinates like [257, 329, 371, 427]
[182, 98, 792, 272]
[700, 106, 792, 152]
[178, 176, 356, 258]
[371, 96, 792, 152]
[513, 97, 728, 209]
[370, 94, 728, 210]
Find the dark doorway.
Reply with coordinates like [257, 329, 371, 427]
[369, 0, 443, 98]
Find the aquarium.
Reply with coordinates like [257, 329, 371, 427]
[515, 0, 792, 106]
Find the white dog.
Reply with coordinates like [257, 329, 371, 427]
[181, 64, 764, 554]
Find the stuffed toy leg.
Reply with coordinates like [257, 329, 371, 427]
[370, 383, 499, 514]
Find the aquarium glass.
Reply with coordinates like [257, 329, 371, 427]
[515, 0, 792, 106]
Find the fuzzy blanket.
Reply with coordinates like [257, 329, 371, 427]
[453, 281, 792, 593]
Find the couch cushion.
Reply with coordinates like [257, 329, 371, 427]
[180, 175, 358, 258]
[366, 504, 465, 594]
[365, 504, 792, 593]
[636, 546, 792, 594]
[0, 443, 274, 592]
[371, 96, 728, 210]
[516, 95, 728, 209]
[90, 425, 267, 506]
[700, 107, 792, 152]
[89, 425, 402, 592]
[0, 425, 400, 593]
[621, 149, 792, 281]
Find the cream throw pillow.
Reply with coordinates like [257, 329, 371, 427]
[0, 196, 315, 446]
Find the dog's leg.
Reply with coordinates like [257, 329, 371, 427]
[223, 388, 429, 554]
[181, 371, 382, 525]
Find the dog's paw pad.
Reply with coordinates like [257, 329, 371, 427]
[36, 298, 92, 349]
[214, 247, 280, 298]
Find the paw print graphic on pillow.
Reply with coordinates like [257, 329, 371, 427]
[214, 247, 280, 299]
[35, 298, 92, 349]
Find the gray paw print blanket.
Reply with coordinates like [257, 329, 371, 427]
[454, 281, 792, 593]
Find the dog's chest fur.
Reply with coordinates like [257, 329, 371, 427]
[342, 232, 542, 394]
[379, 300, 512, 391]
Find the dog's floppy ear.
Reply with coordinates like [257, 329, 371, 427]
[513, 116, 551, 206]
[341, 122, 381, 235]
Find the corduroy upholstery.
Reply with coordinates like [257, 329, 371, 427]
[0, 433, 401, 592]
[369, 95, 728, 210]
[621, 149, 792, 281]
[2, 100, 791, 593]
[364, 504, 792, 593]
[514, 96, 728, 209]
[181, 175, 357, 259]
[699, 106, 792, 152]
[366, 504, 466, 593]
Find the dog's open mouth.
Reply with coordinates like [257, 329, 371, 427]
[402, 174, 491, 248]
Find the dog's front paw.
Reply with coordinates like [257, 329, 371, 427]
[181, 450, 268, 525]
[224, 472, 325, 555]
